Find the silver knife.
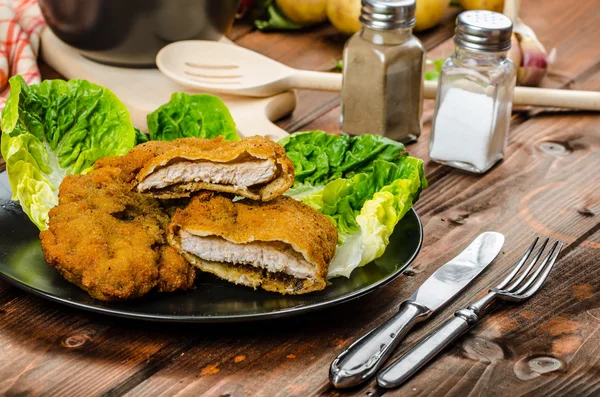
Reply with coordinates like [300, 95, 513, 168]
[329, 232, 504, 389]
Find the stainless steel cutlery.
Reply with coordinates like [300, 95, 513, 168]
[377, 237, 562, 389]
[329, 232, 505, 388]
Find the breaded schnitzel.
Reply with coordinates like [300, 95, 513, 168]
[39, 166, 195, 301]
[167, 194, 338, 295]
[42, 136, 308, 298]
[95, 136, 294, 201]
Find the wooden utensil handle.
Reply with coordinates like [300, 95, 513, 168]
[423, 81, 600, 111]
[287, 70, 343, 92]
[512, 86, 600, 110]
[503, 0, 520, 21]
[287, 72, 600, 111]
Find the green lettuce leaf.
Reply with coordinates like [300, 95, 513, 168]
[282, 131, 427, 278]
[134, 127, 149, 144]
[327, 161, 424, 277]
[425, 57, 445, 81]
[147, 92, 239, 142]
[0, 75, 136, 230]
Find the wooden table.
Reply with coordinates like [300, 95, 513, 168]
[1, 1, 599, 396]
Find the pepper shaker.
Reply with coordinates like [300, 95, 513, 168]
[429, 11, 517, 173]
[340, 0, 425, 143]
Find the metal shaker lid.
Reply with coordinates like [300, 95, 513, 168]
[455, 11, 513, 52]
[360, 0, 416, 30]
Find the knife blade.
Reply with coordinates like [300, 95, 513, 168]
[329, 232, 504, 389]
[408, 232, 505, 312]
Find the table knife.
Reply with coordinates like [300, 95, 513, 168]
[329, 232, 505, 389]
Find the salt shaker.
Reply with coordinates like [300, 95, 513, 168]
[429, 11, 517, 173]
[341, 0, 425, 143]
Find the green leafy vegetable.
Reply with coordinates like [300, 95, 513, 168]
[425, 57, 445, 81]
[134, 127, 149, 144]
[147, 92, 239, 142]
[333, 59, 344, 71]
[254, 0, 305, 31]
[0, 75, 136, 230]
[281, 131, 427, 278]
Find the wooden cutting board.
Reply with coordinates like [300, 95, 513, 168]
[40, 29, 295, 141]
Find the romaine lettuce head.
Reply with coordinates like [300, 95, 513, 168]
[1, 75, 136, 230]
[281, 131, 427, 278]
[147, 92, 239, 142]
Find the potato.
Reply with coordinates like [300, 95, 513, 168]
[327, 0, 362, 35]
[276, 0, 328, 25]
[458, 0, 505, 12]
[415, 0, 449, 32]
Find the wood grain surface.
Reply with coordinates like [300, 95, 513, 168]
[1, 1, 599, 396]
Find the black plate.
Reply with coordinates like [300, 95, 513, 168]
[0, 171, 422, 322]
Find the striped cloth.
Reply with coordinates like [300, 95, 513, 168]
[0, 0, 44, 111]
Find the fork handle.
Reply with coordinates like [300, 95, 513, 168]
[377, 308, 480, 389]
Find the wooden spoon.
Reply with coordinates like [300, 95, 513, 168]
[157, 40, 600, 111]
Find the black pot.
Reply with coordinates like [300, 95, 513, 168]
[39, 0, 241, 67]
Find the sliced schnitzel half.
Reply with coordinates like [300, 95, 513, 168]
[167, 194, 338, 294]
[134, 136, 294, 201]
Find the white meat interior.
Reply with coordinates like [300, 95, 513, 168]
[138, 159, 277, 191]
[180, 231, 316, 279]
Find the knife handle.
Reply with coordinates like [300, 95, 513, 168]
[377, 308, 479, 389]
[329, 301, 431, 388]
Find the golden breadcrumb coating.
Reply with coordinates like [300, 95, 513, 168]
[94, 139, 182, 182]
[156, 246, 196, 293]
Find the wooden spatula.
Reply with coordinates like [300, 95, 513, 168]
[157, 40, 341, 97]
[157, 40, 600, 111]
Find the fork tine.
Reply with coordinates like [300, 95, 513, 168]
[517, 241, 562, 299]
[505, 238, 549, 292]
[495, 237, 539, 290]
[514, 240, 558, 294]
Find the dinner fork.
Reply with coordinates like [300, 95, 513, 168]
[377, 237, 563, 389]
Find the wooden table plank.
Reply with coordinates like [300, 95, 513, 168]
[0, 296, 197, 396]
[0, 1, 599, 396]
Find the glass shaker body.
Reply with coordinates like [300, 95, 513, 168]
[341, 26, 425, 143]
[429, 46, 516, 173]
